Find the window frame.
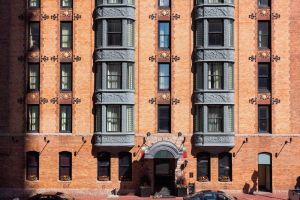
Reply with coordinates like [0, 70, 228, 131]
[258, 63, 271, 92]
[107, 19, 123, 46]
[60, 63, 72, 91]
[258, 21, 271, 49]
[28, 22, 40, 50]
[27, 105, 39, 132]
[61, 0, 73, 8]
[158, 105, 171, 133]
[207, 62, 224, 90]
[60, 22, 73, 49]
[106, 105, 121, 132]
[95, 105, 102, 132]
[207, 106, 223, 132]
[158, 0, 170, 8]
[218, 152, 232, 182]
[158, 63, 171, 91]
[197, 152, 211, 182]
[118, 152, 132, 181]
[158, 21, 170, 49]
[258, 105, 271, 133]
[59, 152, 72, 181]
[26, 151, 39, 181]
[28, 63, 40, 91]
[208, 19, 224, 46]
[98, 152, 111, 181]
[107, 62, 122, 89]
[59, 105, 72, 133]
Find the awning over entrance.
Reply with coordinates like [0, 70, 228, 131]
[144, 141, 182, 159]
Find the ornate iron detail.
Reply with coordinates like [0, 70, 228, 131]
[172, 98, 180, 105]
[172, 13, 180, 20]
[195, 49, 235, 62]
[249, 12, 256, 20]
[195, 93, 234, 104]
[40, 97, 48, 104]
[17, 97, 24, 104]
[51, 14, 59, 20]
[95, 93, 134, 104]
[41, 56, 49, 62]
[148, 55, 156, 62]
[73, 13, 81, 20]
[171, 55, 180, 62]
[148, 98, 156, 104]
[249, 97, 257, 105]
[50, 55, 58, 62]
[272, 55, 281, 62]
[94, 49, 135, 62]
[73, 55, 81, 62]
[149, 13, 157, 20]
[271, 98, 281, 105]
[72, 97, 81, 104]
[248, 55, 256, 62]
[50, 97, 58, 104]
[41, 14, 49, 20]
[271, 12, 280, 20]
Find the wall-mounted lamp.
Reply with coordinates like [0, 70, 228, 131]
[243, 137, 248, 144]
[74, 137, 87, 156]
[44, 136, 50, 143]
[178, 132, 182, 137]
[146, 132, 151, 137]
[275, 137, 292, 158]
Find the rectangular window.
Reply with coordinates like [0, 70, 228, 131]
[158, 105, 171, 132]
[197, 153, 210, 182]
[96, 21, 103, 47]
[228, 105, 234, 132]
[28, 0, 40, 8]
[196, 63, 203, 90]
[127, 63, 134, 90]
[98, 152, 110, 181]
[228, 63, 234, 90]
[106, 105, 121, 132]
[107, 20, 122, 46]
[128, 0, 135, 5]
[96, 63, 102, 90]
[159, 0, 170, 7]
[29, 22, 40, 49]
[59, 152, 72, 181]
[218, 153, 232, 182]
[126, 106, 134, 132]
[258, 106, 271, 133]
[229, 20, 234, 47]
[195, 106, 203, 132]
[119, 152, 132, 181]
[127, 20, 134, 47]
[208, 19, 224, 46]
[208, 63, 223, 89]
[27, 105, 39, 132]
[258, 21, 270, 49]
[196, 20, 204, 47]
[61, 0, 72, 8]
[258, 0, 270, 7]
[158, 63, 170, 90]
[208, 106, 223, 132]
[107, 63, 122, 89]
[60, 63, 72, 91]
[107, 0, 122, 3]
[28, 63, 40, 91]
[258, 63, 271, 92]
[95, 105, 102, 132]
[26, 152, 39, 181]
[60, 105, 72, 132]
[61, 22, 72, 49]
[208, 0, 224, 3]
[159, 22, 170, 48]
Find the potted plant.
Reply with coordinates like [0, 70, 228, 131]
[138, 174, 151, 197]
[176, 175, 187, 197]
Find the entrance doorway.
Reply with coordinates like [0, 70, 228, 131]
[258, 153, 272, 192]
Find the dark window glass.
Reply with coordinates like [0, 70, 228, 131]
[28, 63, 40, 91]
[208, 0, 224, 3]
[208, 63, 223, 89]
[197, 153, 210, 181]
[106, 105, 121, 132]
[258, 106, 271, 133]
[196, 0, 204, 4]
[60, 105, 72, 132]
[158, 105, 171, 132]
[258, 21, 270, 49]
[258, 63, 271, 92]
[98, 152, 110, 181]
[159, 0, 170, 7]
[208, 19, 224, 46]
[196, 20, 204, 47]
[27, 105, 39, 132]
[61, 0, 72, 7]
[29, 22, 40, 49]
[60, 63, 72, 91]
[159, 22, 170, 48]
[96, 21, 103, 47]
[95, 105, 102, 132]
[107, 20, 122, 46]
[59, 152, 72, 181]
[195, 106, 203, 132]
[218, 153, 232, 182]
[107, 0, 122, 3]
[28, 0, 40, 8]
[107, 63, 121, 89]
[195, 63, 203, 90]
[208, 106, 223, 132]
[119, 152, 132, 181]
[26, 151, 39, 181]
[258, 0, 270, 7]
[96, 63, 102, 90]
[158, 63, 170, 90]
[61, 22, 72, 49]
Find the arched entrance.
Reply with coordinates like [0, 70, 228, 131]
[258, 153, 272, 192]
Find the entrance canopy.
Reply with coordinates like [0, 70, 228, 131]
[144, 141, 182, 159]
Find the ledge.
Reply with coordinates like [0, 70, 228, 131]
[94, 91, 134, 105]
[194, 92, 234, 104]
[94, 49, 135, 62]
[194, 5, 234, 20]
[93, 132, 135, 147]
[193, 132, 235, 147]
[194, 49, 235, 62]
[94, 6, 135, 20]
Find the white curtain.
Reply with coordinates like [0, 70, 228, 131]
[107, 106, 120, 132]
[107, 63, 121, 89]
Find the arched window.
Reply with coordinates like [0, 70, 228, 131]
[26, 151, 39, 181]
[197, 152, 210, 182]
[98, 152, 111, 181]
[59, 151, 72, 181]
[258, 153, 272, 192]
[119, 152, 132, 181]
[218, 152, 232, 182]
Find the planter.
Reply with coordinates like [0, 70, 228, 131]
[176, 187, 187, 197]
[138, 186, 152, 197]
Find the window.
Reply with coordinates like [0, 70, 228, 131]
[96, 21, 103, 47]
[27, 105, 39, 132]
[60, 63, 72, 91]
[208, 0, 224, 3]
[127, 63, 134, 89]
[26, 151, 39, 181]
[208, 63, 223, 89]
[228, 63, 234, 90]
[208, 19, 224, 46]
[107, 0, 122, 3]
[98, 152, 111, 181]
[126, 106, 134, 132]
[258, 106, 271, 133]
[107, 63, 121, 89]
[208, 106, 223, 132]
[128, 0, 135, 5]
[195, 63, 203, 90]
[159, 22, 170, 48]
[158, 63, 170, 90]
[229, 20, 234, 47]
[128, 20, 134, 47]
[107, 20, 122, 46]
[159, 0, 170, 7]
[196, 20, 204, 47]
[119, 152, 132, 181]
[95, 105, 102, 132]
[158, 105, 171, 132]
[28, 63, 39, 91]
[29, 22, 40, 49]
[258, 0, 270, 7]
[258, 21, 270, 49]
[28, 0, 40, 8]
[197, 153, 210, 182]
[61, 22, 72, 49]
[228, 106, 234, 132]
[96, 63, 102, 90]
[258, 63, 271, 92]
[60, 105, 72, 132]
[218, 153, 232, 182]
[195, 106, 203, 132]
[107, 105, 121, 132]
[59, 152, 72, 181]
[61, 0, 72, 8]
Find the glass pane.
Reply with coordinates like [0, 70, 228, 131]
[61, 0, 72, 7]
[229, 20, 234, 47]
[208, 20, 223, 46]
[127, 63, 134, 89]
[107, 63, 121, 89]
[108, 0, 122, 3]
[208, 106, 223, 132]
[128, 0, 135, 5]
[208, 63, 223, 89]
[195, 106, 203, 132]
[107, 106, 121, 132]
[127, 20, 134, 47]
[126, 106, 134, 132]
[258, 21, 270, 48]
[158, 106, 170, 132]
[60, 152, 71, 166]
[196, 20, 204, 47]
[29, 0, 40, 7]
[228, 63, 234, 90]
[159, 22, 170, 48]
[228, 106, 234, 132]
[159, 0, 170, 7]
[61, 23, 72, 48]
[197, 153, 210, 180]
[96, 63, 102, 90]
[96, 21, 103, 47]
[29, 64, 39, 90]
[258, 0, 270, 7]
[95, 105, 102, 132]
[29, 23, 40, 49]
[61, 64, 72, 90]
[159, 64, 170, 90]
[60, 105, 71, 132]
[28, 105, 39, 132]
[208, 0, 224, 3]
[196, 63, 203, 90]
[219, 153, 232, 180]
[107, 20, 122, 46]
